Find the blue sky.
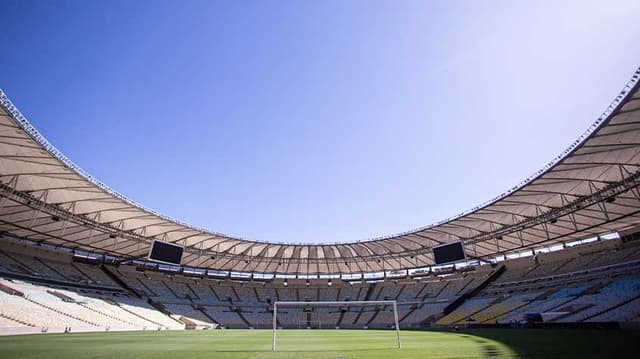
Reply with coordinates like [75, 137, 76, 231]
[1, 0, 640, 244]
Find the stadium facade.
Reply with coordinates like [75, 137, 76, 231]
[0, 67, 639, 335]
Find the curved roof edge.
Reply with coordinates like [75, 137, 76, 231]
[0, 68, 639, 246]
[1, 66, 640, 275]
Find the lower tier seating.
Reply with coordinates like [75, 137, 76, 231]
[1, 238, 639, 334]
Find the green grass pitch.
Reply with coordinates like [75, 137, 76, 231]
[0, 329, 638, 358]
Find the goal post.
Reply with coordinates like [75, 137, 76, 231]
[272, 300, 401, 351]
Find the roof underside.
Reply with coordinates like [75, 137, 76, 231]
[1, 68, 640, 275]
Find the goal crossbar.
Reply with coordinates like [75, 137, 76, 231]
[272, 300, 401, 351]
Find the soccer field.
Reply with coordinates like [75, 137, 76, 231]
[0, 329, 638, 358]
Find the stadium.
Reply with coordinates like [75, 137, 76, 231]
[2, 3, 640, 358]
[1, 66, 639, 357]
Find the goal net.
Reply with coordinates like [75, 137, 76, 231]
[297, 320, 322, 329]
[272, 300, 401, 351]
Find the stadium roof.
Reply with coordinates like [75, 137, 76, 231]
[1, 68, 640, 275]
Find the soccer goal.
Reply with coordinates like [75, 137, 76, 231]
[272, 300, 401, 351]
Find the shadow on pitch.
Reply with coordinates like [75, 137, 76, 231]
[431, 328, 640, 358]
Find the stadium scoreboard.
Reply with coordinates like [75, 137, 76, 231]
[148, 240, 184, 265]
[432, 241, 466, 265]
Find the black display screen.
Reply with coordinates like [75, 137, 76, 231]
[148, 240, 184, 265]
[433, 241, 466, 265]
